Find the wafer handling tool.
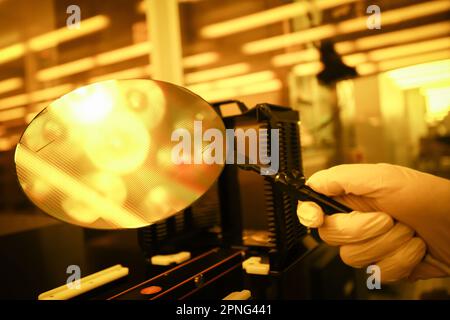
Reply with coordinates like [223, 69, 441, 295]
[15, 79, 352, 230]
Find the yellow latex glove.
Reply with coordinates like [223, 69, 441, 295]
[297, 163, 450, 282]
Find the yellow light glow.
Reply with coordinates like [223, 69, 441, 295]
[137, 1, 146, 14]
[142, 185, 182, 221]
[0, 44, 25, 65]
[242, 1, 450, 55]
[337, 1, 450, 34]
[19, 115, 69, 157]
[0, 107, 26, 121]
[148, 186, 169, 204]
[37, 58, 96, 81]
[361, 55, 450, 80]
[0, 16, 108, 66]
[188, 70, 275, 93]
[96, 42, 152, 65]
[25, 112, 39, 124]
[272, 50, 369, 68]
[356, 63, 378, 76]
[387, 59, 450, 89]
[216, 70, 275, 88]
[28, 15, 110, 51]
[268, 38, 450, 77]
[121, 79, 166, 129]
[0, 84, 73, 111]
[15, 79, 224, 229]
[388, 59, 449, 80]
[15, 144, 149, 228]
[54, 83, 114, 124]
[271, 48, 319, 67]
[61, 198, 102, 225]
[25, 101, 52, 123]
[85, 172, 127, 204]
[422, 86, 450, 122]
[198, 88, 237, 102]
[198, 78, 282, 101]
[0, 135, 20, 151]
[380, 51, 450, 73]
[0, 77, 23, 95]
[368, 37, 450, 62]
[89, 66, 151, 83]
[0, 94, 28, 110]
[30, 100, 51, 113]
[156, 149, 173, 166]
[239, 78, 282, 96]
[38, 44, 152, 82]
[30, 84, 74, 103]
[201, 0, 358, 38]
[336, 21, 450, 54]
[143, 186, 173, 220]
[269, 37, 449, 76]
[390, 71, 450, 89]
[138, 0, 207, 14]
[334, 41, 356, 55]
[84, 112, 150, 174]
[185, 63, 251, 84]
[342, 53, 369, 66]
[243, 25, 336, 54]
[183, 52, 220, 69]
[38, 49, 218, 82]
[29, 179, 52, 201]
[292, 62, 323, 76]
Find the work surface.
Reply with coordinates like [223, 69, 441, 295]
[0, 223, 160, 299]
[2, 221, 447, 300]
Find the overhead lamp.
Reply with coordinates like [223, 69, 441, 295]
[201, 0, 358, 38]
[242, 1, 450, 55]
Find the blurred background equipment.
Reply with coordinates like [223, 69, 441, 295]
[0, 0, 449, 299]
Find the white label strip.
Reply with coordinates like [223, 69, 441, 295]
[38, 264, 129, 300]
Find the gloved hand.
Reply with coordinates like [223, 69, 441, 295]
[296, 163, 450, 282]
